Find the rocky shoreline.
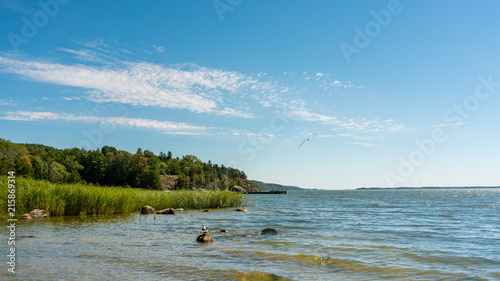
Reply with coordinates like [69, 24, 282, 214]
[19, 207, 279, 246]
[160, 176, 262, 193]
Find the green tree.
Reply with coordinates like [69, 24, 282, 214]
[140, 169, 161, 190]
[31, 155, 48, 180]
[79, 150, 105, 184]
[15, 155, 33, 176]
[47, 158, 69, 182]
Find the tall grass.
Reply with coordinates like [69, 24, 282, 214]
[0, 176, 248, 217]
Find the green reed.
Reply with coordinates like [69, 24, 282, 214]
[0, 176, 248, 217]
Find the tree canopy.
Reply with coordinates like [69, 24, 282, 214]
[0, 138, 246, 190]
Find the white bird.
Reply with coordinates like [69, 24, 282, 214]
[201, 224, 208, 234]
[298, 132, 318, 148]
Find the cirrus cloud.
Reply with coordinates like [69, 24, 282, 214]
[0, 55, 266, 117]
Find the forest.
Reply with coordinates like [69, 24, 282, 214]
[0, 138, 247, 190]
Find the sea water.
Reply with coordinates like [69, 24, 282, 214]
[2, 189, 499, 280]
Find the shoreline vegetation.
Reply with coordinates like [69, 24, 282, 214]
[1, 177, 248, 218]
[0, 138, 256, 192]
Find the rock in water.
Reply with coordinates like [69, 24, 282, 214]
[261, 228, 278, 235]
[196, 233, 214, 243]
[141, 205, 155, 214]
[18, 235, 36, 239]
[29, 209, 47, 218]
[233, 207, 248, 212]
[156, 208, 177, 215]
[20, 214, 32, 220]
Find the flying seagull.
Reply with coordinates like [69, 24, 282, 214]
[298, 132, 318, 148]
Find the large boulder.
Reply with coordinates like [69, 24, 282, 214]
[20, 214, 32, 220]
[29, 209, 47, 218]
[156, 208, 177, 215]
[196, 233, 214, 243]
[141, 205, 155, 214]
[230, 186, 245, 192]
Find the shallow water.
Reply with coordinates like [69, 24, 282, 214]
[2, 189, 500, 280]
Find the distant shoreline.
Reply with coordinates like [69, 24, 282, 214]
[356, 186, 500, 190]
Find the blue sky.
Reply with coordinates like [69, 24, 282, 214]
[1, 0, 499, 189]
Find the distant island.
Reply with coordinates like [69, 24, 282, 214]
[357, 186, 500, 190]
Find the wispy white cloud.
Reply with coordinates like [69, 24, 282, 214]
[281, 71, 362, 90]
[0, 55, 269, 117]
[0, 111, 210, 135]
[290, 109, 341, 125]
[432, 122, 467, 128]
[0, 99, 12, 106]
[216, 107, 255, 118]
[152, 45, 165, 53]
[289, 108, 407, 133]
[349, 141, 374, 147]
[0, 41, 408, 144]
[56, 48, 103, 62]
[0, 111, 275, 137]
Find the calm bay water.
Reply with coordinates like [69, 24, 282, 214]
[3, 189, 500, 280]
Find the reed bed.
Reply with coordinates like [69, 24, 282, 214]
[0, 176, 248, 217]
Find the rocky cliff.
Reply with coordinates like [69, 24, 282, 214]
[230, 178, 261, 193]
[160, 175, 179, 190]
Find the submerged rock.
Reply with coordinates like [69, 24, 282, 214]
[18, 235, 36, 239]
[20, 214, 32, 220]
[233, 207, 248, 212]
[156, 208, 177, 215]
[261, 228, 278, 235]
[203, 209, 210, 212]
[196, 233, 214, 243]
[220, 229, 229, 233]
[176, 208, 184, 211]
[141, 205, 155, 215]
[29, 209, 47, 218]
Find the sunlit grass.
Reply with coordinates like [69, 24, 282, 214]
[0, 176, 248, 217]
